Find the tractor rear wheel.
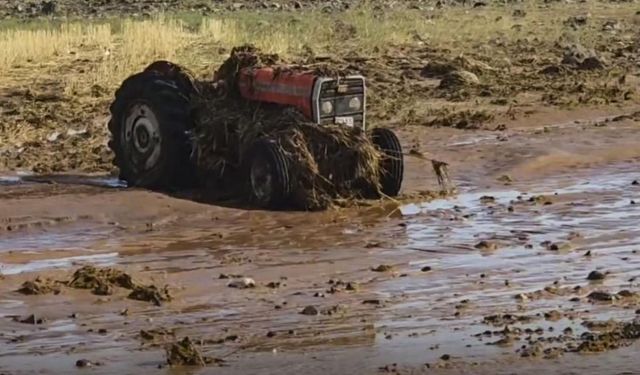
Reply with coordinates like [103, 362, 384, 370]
[108, 72, 195, 189]
[370, 127, 404, 197]
[245, 138, 293, 209]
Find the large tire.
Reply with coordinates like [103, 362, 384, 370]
[370, 127, 403, 197]
[108, 72, 195, 189]
[245, 138, 293, 209]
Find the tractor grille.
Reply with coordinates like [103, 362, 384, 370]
[316, 77, 366, 130]
[319, 78, 365, 97]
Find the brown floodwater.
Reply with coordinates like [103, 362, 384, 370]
[1, 113, 640, 374]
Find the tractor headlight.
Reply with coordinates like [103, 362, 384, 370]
[321, 101, 333, 115]
[348, 97, 361, 111]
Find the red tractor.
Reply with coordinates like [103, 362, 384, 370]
[107, 59, 404, 208]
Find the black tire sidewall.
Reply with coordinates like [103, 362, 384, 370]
[244, 138, 292, 209]
[371, 127, 404, 197]
[108, 73, 194, 189]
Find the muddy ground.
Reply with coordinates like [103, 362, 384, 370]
[1, 107, 640, 374]
[2, 1, 640, 374]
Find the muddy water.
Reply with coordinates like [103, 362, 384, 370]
[1, 120, 640, 374]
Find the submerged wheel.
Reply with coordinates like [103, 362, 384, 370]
[108, 72, 195, 189]
[371, 127, 404, 197]
[245, 138, 292, 209]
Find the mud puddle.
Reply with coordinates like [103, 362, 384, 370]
[0, 173, 125, 188]
[1, 162, 640, 374]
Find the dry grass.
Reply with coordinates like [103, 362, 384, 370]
[0, 23, 111, 72]
[0, 2, 637, 95]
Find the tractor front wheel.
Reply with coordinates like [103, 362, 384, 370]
[370, 127, 404, 197]
[245, 138, 293, 209]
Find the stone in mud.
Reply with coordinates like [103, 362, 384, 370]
[513, 9, 526, 17]
[365, 241, 383, 248]
[564, 14, 589, 29]
[561, 44, 590, 66]
[166, 337, 221, 366]
[587, 291, 616, 302]
[483, 313, 535, 326]
[497, 175, 513, 183]
[300, 306, 319, 315]
[479, 195, 496, 204]
[438, 70, 479, 89]
[17, 277, 60, 295]
[321, 304, 347, 316]
[128, 285, 171, 306]
[266, 281, 281, 289]
[578, 56, 605, 71]
[420, 61, 458, 78]
[631, 180, 639, 186]
[371, 264, 394, 272]
[602, 20, 621, 31]
[474, 240, 498, 251]
[587, 270, 606, 280]
[345, 282, 359, 291]
[544, 310, 562, 321]
[538, 65, 566, 76]
[529, 195, 553, 205]
[140, 330, 155, 341]
[548, 242, 571, 251]
[227, 277, 256, 289]
[75, 359, 92, 368]
[421, 266, 432, 272]
[363, 299, 383, 305]
[617, 290, 638, 298]
[488, 336, 514, 346]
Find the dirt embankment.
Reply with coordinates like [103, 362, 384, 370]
[0, 0, 448, 18]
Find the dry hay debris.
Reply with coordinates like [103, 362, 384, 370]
[189, 44, 384, 210]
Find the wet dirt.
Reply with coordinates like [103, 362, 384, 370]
[1, 109, 640, 374]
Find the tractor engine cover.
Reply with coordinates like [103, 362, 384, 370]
[237, 67, 366, 130]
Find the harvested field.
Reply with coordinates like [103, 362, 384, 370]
[1, 1, 640, 374]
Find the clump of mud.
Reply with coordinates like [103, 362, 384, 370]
[67, 265, 135, 295]
[576, 320, 640, 353]
[165, 337, 223, 367]
[189, 45, 382, 210]
[128, 285, 171, 306]
[17, 277, 61, 295]
[65, 265, 171, 305]
[15, 265, 172, 305]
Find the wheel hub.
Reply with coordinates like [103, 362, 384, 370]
[123, 103, 162, 171]
[250, 158, 273, 204]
